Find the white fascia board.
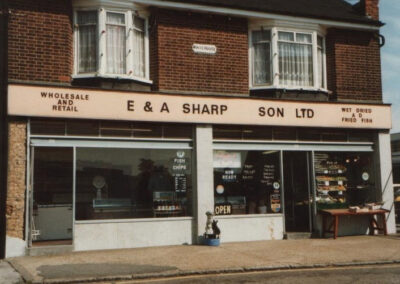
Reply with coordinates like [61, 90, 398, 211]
[73, 0, 143, 9]
[132, 0, 380, 31]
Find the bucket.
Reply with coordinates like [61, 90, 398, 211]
[204, 238, 220, 246]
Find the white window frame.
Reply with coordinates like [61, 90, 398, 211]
[249, 21, 327, 92]
[73, 4, 151, 84]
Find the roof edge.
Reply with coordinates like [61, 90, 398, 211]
[133, 0, 383, 30]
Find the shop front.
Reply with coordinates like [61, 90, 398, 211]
[7, 84, 395, 253]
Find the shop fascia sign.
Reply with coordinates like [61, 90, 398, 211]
[7, 84, 392, 129]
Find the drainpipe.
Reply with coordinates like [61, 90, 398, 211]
[0, 0, 9, 259]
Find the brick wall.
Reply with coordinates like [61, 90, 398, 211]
[326, 28, 382, 102]
[8, 0, 73, 84]
[151, 9, 249, 95]
[6, 120, 27, 240]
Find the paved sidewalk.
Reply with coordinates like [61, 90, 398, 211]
[7, 235, 400, 284]
[0, 261, 23, 284]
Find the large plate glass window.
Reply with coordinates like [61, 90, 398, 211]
[213, 150, 281, 215]
[314, 152, 376, 210]
[75, 148, 192, 220]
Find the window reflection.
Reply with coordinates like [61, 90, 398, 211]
[213, 150, 281, 215]
[314, 152, 376, 209]
[75, 148, 192, 220]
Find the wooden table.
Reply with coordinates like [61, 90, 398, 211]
[320, 209, 389, 239]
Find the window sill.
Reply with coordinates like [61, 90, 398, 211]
[216, 213, 283, 219]
[72, 73, 153, 85]
[250, 85, 328, 93]
[75, 216, 194, 224]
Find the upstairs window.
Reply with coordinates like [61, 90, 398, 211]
[252, 30, 272, 85]
[106, 12, 126, 74]
[250, 27, 326, 90]
[278, 31, 313, 87]
[75, 9, 150, 83]
[77, 11, 97, 73]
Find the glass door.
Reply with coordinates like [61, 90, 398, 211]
[31, 147, 73, 244]
[283, 151, 312, 232]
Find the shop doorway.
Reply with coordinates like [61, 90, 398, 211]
[283, 151, 312, 233]
[30, 147, 73, 246]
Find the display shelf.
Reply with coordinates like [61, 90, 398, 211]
[315, 153, 348, 209]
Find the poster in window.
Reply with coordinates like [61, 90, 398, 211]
[213, 151, 241, 168]
[260, 164, 276, 187]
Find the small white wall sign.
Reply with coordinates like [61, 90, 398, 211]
[192, 43, 217, 55]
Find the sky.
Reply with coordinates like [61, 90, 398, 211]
[346, 0, 400, 133]
[380, 0, 400, 133]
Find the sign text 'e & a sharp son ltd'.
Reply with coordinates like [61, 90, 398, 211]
[7, 85, 391, 129]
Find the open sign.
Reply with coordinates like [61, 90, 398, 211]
[214, 204, 232, 215]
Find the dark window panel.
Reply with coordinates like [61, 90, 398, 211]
[67, 120, 99, 136]
[273, 128, 297, 140]
[242, 126, 273, 140]
[213, 125, 243, 140]
[30, 119, 66, 135]
[163, 124, 193, 139]
[100, 121, 132, 137]
[298, 129, 321, 141]
[321, 131, 347, 142]
[132, 122, 162, 138]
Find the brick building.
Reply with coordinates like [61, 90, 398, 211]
[0, 0, 395, 258]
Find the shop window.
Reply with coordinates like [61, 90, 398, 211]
[213, 150, 282, 215]
[74, 6, 150, 83]
[75, 148, 192, 220]
[391, 141, 400, 153]
[33, 147, 73, 241]
[393, 163, 400, 184]
[314, 152, 376, 210]
[250, 27, 326, 91]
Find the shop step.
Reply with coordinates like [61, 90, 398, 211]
[27, 245, 73, 256]
[284, 232, 312, 240]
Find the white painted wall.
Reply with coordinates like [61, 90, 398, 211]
[216, 215, 284, 242]
[73, 217, 193, 251]
[376, 131, 396, 234]
[5, 236, 26, 258]
[194, 125, 214, 242]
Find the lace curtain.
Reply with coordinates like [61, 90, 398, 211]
[278, 32, 313, 87]
[106, 12, 126, 74]
[252, 30, 271, 85]
[132, 17, 146, 78]
[78, 11, 97, 73]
